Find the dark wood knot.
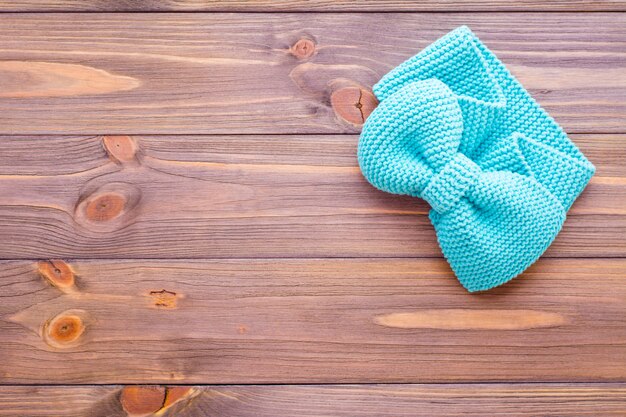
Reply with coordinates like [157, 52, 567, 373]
[74, 182, 142, 230]
[103, 135, 138, 164]
[331, 86, 378, 126]
[85, 193, 127, 222]
[38, 260, 75, 291]
[120, 386, 166, 416]
[43, 309, 87, 348]
[120, 386, 194, 416]
[291, 38, 316, 59]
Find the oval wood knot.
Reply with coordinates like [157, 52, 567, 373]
[43, 310, 87, 348]
[75, 182, 142, 230]
[120, 386, 194, 416]
[86, 193, 127, 222]
[38, 260, 75, 291]
[120, 386, 165, 416]
[291, 38, 316, 59]
[331, 87, 378, 126]
[103, 135, 138, 164]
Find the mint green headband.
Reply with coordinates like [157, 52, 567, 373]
[358, 26, 595, 292]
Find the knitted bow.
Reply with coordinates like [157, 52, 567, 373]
[358, 26, 595, 292]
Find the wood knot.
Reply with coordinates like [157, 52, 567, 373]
[120, 386, 195, 416]
[163, 387, 194, 408]
[291, 38, 316, 59]
[43, 310, 87, 348]
[120, 386, 165, 416]
[85, 193, 126, 222]
[103, 135, 138, 164]
[38, 260, 75, 291]
[149, 289, 179, 309]
[75, 182, 141, 230]
[331, 87, 378, 126]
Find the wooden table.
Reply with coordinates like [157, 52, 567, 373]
[0, 2, 625, 416]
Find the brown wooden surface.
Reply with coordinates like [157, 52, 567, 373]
[0, 4, 625, 415]
[0, 134, 623, 259]
[1, 384, 626, 417]
[0, 13, 624, 134]
[1, 0, 625, 11]
[2, 258, 625, 383]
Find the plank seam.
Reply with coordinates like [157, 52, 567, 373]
[2, 381, 626, 387]
[0, 132, 623, 137]
[1, 256, 625, 261]
[0, 10, 625, 13]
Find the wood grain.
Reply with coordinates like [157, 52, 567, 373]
[0, 134, 623, 259]
[0, 13, 624, 134]
[1, 0, 625, 12]
[1, 258, 625, 383]
[0, 4, 624, 412]
[1, 384, 626, 417]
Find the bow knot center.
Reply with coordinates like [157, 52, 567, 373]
[422, 153, 481, 214]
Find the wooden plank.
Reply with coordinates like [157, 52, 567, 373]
[0, 13, 624, 134]
[1, 258, 625, 383]
[0, 134, 623, 259]
[1, 1, 625, 12]
[1, 384, 626, 417]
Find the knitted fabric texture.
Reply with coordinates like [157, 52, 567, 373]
[358, 26, 595, 292]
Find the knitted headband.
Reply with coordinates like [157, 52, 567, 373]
[358, 26, 595, 292]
